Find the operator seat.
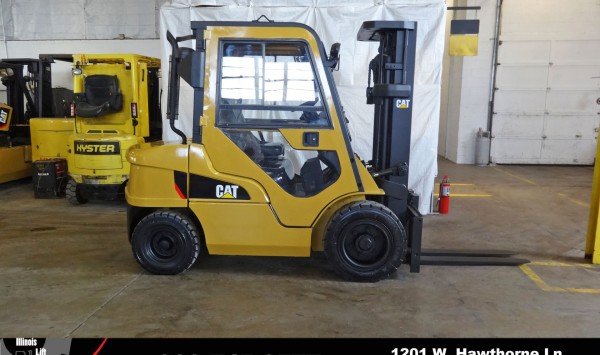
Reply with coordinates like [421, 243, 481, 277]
[75, 75, 123, 118]
[300, 150, 340, 196]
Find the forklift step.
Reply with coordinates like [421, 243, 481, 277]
[419, 255, 530, 267]
[421, 249, 519, 257]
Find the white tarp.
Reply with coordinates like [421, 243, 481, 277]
[159, 0, 446, 214]
[1, 0, 159, 40]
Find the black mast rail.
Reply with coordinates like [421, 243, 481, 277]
[358, 21, 528, 272]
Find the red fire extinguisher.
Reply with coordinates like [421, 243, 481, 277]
[438, 175, 450, 214]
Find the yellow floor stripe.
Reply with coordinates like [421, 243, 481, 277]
[562, 287, 600, 294]
[530, 261, 595, 268]
[520, 262, 600, 294]
[556, 193, 588, 208]
[494, 167, 537, 185]
[520, 264, 558, 291]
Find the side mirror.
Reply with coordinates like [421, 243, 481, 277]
[327, 43, 341, 71]
[329, 43, 340, 60]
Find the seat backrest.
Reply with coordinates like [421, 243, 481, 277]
[318, 151, 340, 177]
[83, 75, 122, 110]
[300, 157, 325, 196]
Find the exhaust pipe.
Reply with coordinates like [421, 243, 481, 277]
[166, 31, 187, 144]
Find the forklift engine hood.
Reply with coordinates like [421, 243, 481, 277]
[127, 142, 188, 171]
[126, 143, 189, 208]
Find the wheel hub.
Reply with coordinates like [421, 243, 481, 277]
[158, 238, 172, 250]
[356, 234, 375, 251]
[152, 232, 177, 258]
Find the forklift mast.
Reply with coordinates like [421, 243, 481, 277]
[357, 22, 530, 271]
[358, 21, 418, 222]
[1, 57, 56, 123]
[0, 57, 60, 149]
[358, 21, 423, 272]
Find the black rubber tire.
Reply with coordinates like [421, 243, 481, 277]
[324, 200, 407, 282]
[131, 210, 201, 275]
[66, 178, 88, 205]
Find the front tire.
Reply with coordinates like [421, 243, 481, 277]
[131, 210, 201, 275]
[324, 201, 407, 282]
[66, 178, 88, 205]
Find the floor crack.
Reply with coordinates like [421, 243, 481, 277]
[65, 273, 142, 337]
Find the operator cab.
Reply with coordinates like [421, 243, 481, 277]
[216, 40, 340, 196]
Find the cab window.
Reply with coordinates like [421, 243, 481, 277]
[217, 41, 330, 127]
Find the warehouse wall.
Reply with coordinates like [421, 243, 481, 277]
[490, 0, 600, 165]
[0, 0, 164, 40]
[440, 0, 600, 165]
[438, 0, 466, 161]
[439, 0, 496, 164]
[0, 0, 166, 101]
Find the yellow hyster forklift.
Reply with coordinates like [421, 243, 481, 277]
[125, 20, 426, 282]
[64, 54, 162, 204]
[0, 56, 72, 185]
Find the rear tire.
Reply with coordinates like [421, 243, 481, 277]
[66, 178, 88, 205]
[131, 210, 201, 275]
[324, 200, 407, 282]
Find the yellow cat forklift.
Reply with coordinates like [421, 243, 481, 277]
[63, 54, 162, 204]
[125, 20, 422, 282]
[126, 19, 527, 281]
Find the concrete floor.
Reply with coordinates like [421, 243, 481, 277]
[1, 157, 599, 338]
